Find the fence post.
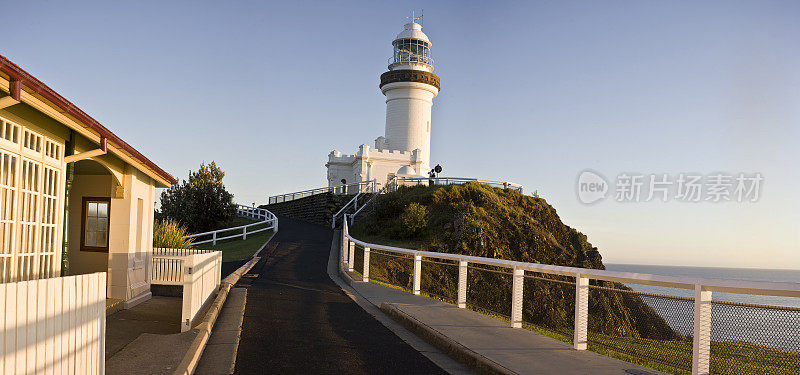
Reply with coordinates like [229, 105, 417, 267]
[511, 267, 524, 328]
[362, 247, 370, 282]
[413, 254, 422, 295]
[181, 256, 196, 332]
[243, 226, 247, 240]
[692, 284, 712, 375]
[574, 275, 589, 350]
[457, 260, 468, 308]
[348, 241, 355, 272]
[212, 232, 217, 246]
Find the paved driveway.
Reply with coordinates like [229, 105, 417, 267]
[234, 216, 447, 374]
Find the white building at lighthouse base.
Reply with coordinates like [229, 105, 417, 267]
[326, 140, 425, 187]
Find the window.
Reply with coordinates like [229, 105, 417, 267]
[392, 38, 432, 65]
[81, 197, 110, 252]
[1, 119, 19, 144]
[44, 139, 61, 161]
[0, 114, 64, 281]
[23, 129, 42, 153]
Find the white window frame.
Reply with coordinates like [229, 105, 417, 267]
[0, 114, 64, 282]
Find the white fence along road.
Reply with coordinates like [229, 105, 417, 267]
[183, 204, 278, 246]
[151, 249, 222, 332]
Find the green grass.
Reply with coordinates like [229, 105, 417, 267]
[196, 217, 275, 261]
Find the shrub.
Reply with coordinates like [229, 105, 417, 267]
[153, 219, 194, 249]
[157, 161, 236, 233]
[401, 202, 428, 237]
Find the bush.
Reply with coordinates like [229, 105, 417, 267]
[401, 202, 428, 237]
[153, 219, 194, 249]
[157, 161, 236, 233]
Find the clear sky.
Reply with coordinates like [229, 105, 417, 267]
[5, 1, 799, 269]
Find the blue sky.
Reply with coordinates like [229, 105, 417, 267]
[5, 1, 799, 268]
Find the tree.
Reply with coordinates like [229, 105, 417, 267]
[157, 161, 236, 233]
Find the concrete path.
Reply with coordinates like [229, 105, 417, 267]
[105, 296, 182, 358]
[233, 217, 451, 374]
[196, 288, 247, 374]
[334, 236, 666, 375]
[105, 296, 197, 374]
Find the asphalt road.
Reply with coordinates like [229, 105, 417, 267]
[233, 216, 447, 374]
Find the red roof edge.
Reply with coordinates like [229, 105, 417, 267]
[0, 54, 177, 185]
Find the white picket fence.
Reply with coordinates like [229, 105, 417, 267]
[0, 272, 106, 375]
[183, 205, 278, 246]
[151, 249, 222, 332]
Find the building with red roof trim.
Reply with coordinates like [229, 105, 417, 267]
[0, 53, 174, 307]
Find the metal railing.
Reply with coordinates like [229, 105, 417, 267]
[340, 218, 800, 375]
[393, 177, 523, 193]
[182, 204, 278, 246]
[331, 179, 377, 228]
[388, 55, 435, 67]
[268, 180, 377, 204]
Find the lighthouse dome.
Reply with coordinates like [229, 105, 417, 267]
[395, 22, 430, 45]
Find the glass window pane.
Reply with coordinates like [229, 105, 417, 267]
[98, 218, 107, 232]
[97, 231, 107, 246]
[88, 202, 97, 217]
[97, 202, 108, 218]
[87, 217, 97, 232]
[86, 231, 96, 247]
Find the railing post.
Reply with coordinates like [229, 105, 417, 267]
[362, 247, 370, 282]
[457, 260, 468, 308]
[348, 241, 355, 272]
[692, 284, 712, 375]
[574, 275, 589, 350]
[413, 254, 422, 295]
[243, 226, 247, 240]
[341, 236, 347, 265]
[212, 232, 217, 246]
[181, 256, 196, 332]
[511, 267, 524, 328]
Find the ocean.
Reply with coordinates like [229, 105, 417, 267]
[605, 264, 800, 308]
[605, 264, 800, 350]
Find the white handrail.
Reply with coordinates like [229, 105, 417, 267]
[331, 179, 377, 228]
[268, 180, 377, 204]
[182, 204, 278, 246]
[340, 217, 800, 375]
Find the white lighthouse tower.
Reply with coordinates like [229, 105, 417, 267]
[380, 17, 440, 173]
[326, 15, 441, 188]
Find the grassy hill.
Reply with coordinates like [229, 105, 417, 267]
[350, 182, 680, 341]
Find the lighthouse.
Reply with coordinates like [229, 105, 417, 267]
[326, 15, 440, 188]
[379, 19, 440, 174]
